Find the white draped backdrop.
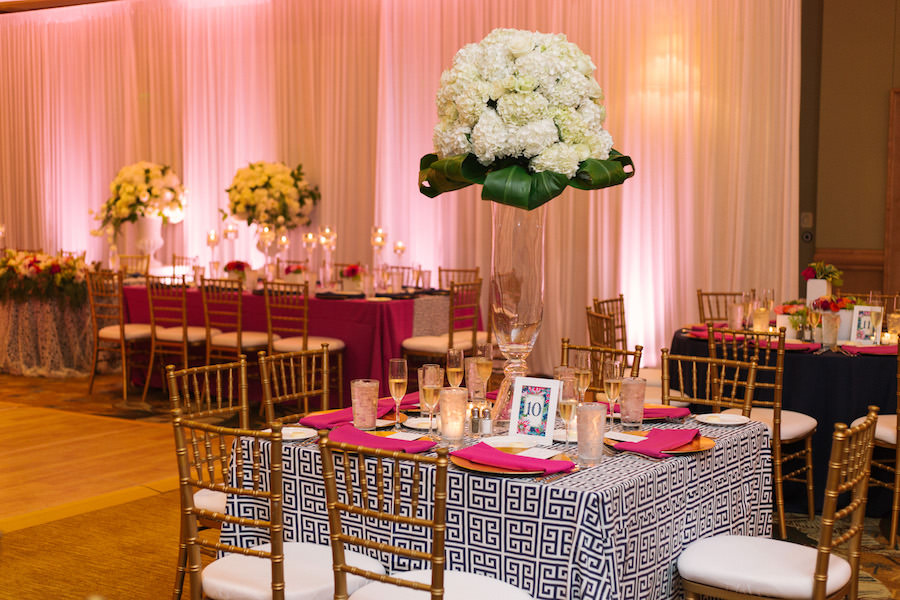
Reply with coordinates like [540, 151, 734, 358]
[0, 0, 800, 372]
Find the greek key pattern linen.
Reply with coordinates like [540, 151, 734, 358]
[221, 421, 771, 599]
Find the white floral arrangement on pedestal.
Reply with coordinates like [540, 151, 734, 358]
[226, 162, 320, 229]
[420, 28, 633, 209]
[91, 161, 186, 241]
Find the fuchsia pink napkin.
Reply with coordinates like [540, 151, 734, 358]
[486, 390, 498, 400]
[328, 424, 436, 453]
[613, 428, 700, 459]
[841, 344, 898, 355]
[598, 400, 690, 419]
[451, 442, 574, 474]
[690, 322, 727, 331]
[381, 393, 421, 409]
[687, 329, 744, 342]
[299, 398, 397, 429]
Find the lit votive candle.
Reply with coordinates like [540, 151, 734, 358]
[224, 223, 238, 240]
[206, 230, 218, 247]
[882, 331, 892, 345]
[439, 387, 467, 445]
[393, 241, 406, 256]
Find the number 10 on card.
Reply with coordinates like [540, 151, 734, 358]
[509, 377, 562, 446]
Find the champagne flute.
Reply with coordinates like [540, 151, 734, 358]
[446, 348, 464, 387]
[571, 350, 592, 403]
[388, 358, 407, 431]
[476, 343, 494, 397]
[418, 364, 443, 440]
[554, 365, 576, 452]
[603, 360, 623, 424]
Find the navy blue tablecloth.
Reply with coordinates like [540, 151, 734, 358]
[669, 329, 897, 515]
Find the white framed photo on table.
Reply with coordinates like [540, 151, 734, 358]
[509, 377, 561, 446]
[850, 305, 884, 345]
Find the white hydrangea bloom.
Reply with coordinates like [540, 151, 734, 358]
[531, 142, 582, 178]
[432, 27, 614, 176]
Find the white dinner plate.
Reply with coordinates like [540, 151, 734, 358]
[693, 413, 750, 426]
[552, 428, 577, 442]
[481, 435, 541, 449]
[265, 426, 317, 441]
[403, 417, 434, 431]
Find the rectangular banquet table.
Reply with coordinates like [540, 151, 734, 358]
[0, 298, 93, 377]
[668, 327, 898, 513]
[220, 421, 771, 599]
[122, 287, 449, 399]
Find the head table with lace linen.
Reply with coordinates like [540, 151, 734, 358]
[221, 419, 771, 599]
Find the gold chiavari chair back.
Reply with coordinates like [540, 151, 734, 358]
[172, 411, 286, 600]
[707, 326, 817, 538]
[679, 407, 879, 600]
[386, 264, 417, 288]
[592, 294, 627, 352]
[660, 348, 758, 416]
[16, 247, 43, 254]
[438, 266, 479, 289]
[200, 276, 268, 364]
[118, 254, 150, 276]
[560, 338, 642, 395]
[402, 279, 487, 364]
[697, 289, 754, 324]
[144, 275, 197, 404]
[318, 432, 535, 599]
[171, 254, 196, 277]
[586, 308, 616, 349]
[259, 347, 330, 425]
[86, 269, 153, 409]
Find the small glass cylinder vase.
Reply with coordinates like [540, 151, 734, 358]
[489, 203, 547, 424]
[821, 311, 840, 349]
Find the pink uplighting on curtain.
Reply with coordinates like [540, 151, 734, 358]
[0, 0, 800, 372]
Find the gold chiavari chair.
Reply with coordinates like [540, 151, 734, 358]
[402, 279, 488, 364]
[171, 254, 197, 277]
[200, 277, 269, 365]
[86, 269, 154, 410]
[852, 350, 900, 548]
[560, 338, 642, 396]
[258, 347, 330, 425]
[592, 294, 627, 352]
[318, 432, 535, 600]
[437, 266, 479, 289]
[586, 308, 616, 349]
[386, 264, 417, 288]
[660, 349, 758, 417]
[697, 289, 754, 324]
[708, 325, 817, 539]
[144, 275, 215, 403]
[678, 407, 880, 600]
[262, 280, 345, 405]
[168, 357, 249, 599]
[173, 411, 385, 600]
[119, 253, 150, 276]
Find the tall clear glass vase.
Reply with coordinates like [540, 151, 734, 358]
[489, 203, 547, 425]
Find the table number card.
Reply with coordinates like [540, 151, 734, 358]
[851, 305, 884, 345]
[509, 377, 561, 446]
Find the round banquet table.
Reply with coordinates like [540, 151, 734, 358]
[669, 328, 897, 514]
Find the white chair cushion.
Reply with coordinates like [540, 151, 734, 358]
[677, 534, 851, 599]
[348, 568, 533, 600]
[98, 323, 155, 341]
[210, 331, 274, 349]
[273, 336, 346, 353]
[158, 326, 218, 343]
[193, 488, 227, 514]
[401, 331, 489, 353]
[723, 407, 817, 440]
[851, 413, 896, 445]
[203, 541, 383, 600]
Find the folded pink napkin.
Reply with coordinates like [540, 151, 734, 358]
[688, 330, 744, 342]
[690, 322, 727, 331]
[598, 400, 690, 419]
[328, 424, 436, 453]
[486, 390, 498, 400]
[613, 428, 700, 459]
[755, 339, 820, 352]
[298, 398, 396, 429]
[451, 442, 574, 474]
[841, 344, 897, 355]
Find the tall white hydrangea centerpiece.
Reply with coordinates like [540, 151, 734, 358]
[419, 29, 634, 423]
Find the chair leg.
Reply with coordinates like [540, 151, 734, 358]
[804, 436, 815, 519]
[142, 341, 156, 406]
[337, 353, 344, 407]
[891, 455, 900, 549]
[120, 340, 129, 407]
[773, 455, 787, 539]
[173, 514, 187, 600]
[87, 339, 100, 395]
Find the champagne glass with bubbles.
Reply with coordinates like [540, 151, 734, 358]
[603, 359, 624, 423]
[572, 350, 592, 403]
[446, 348, 464, 387]
[418, 364, 443, 440]
[555, 366, 577, 451]
[476, 343, 494, 397]
[388, 358, 407, 431]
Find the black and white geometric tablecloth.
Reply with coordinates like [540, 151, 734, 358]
[220, 421, 771, 600]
